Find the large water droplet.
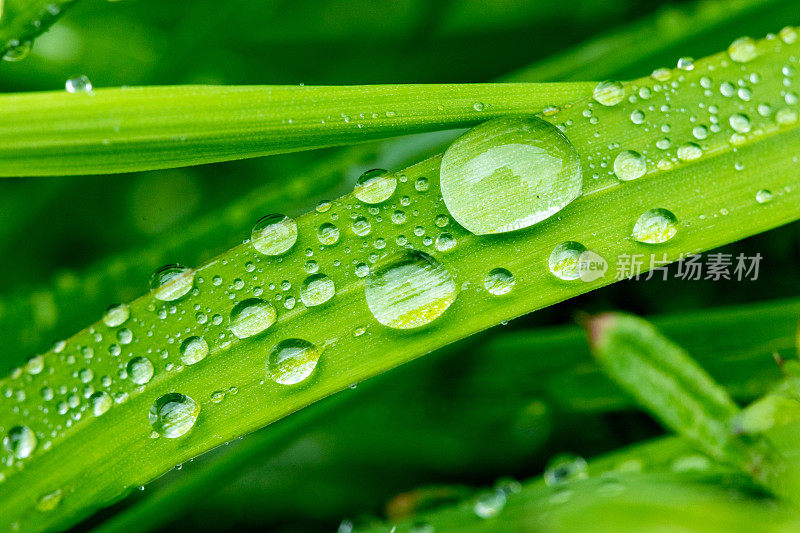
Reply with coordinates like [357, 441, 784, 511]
[149, 393, 200, 438]
[439, 116, 582, 235]
[127, 357, 154, 385]
[613, 150, 646, 181]
[544, 454, 588, 486]
[549, 242, 587, 281]
[484, 268, 515, 295]
[103, 303, 130, 327]
[632, 208, 678, 244]
[354, 169, 397, 204]
[267, 339, 322, 385]
[317, 223, 340, 245]
[728, 36, 758, 63]
[65, 74, 93, 94]
[90, 391, 112, 416]
[365, 250, 457, 329]
[251, 214, 298, 255]
[592, 80, 625, 106]
[150, 264, 195, 301]
[229, 298, 277, 339]
[180, 336, 209, 365]
[4, 425, 37, 459]
[300, 273, 335, 307]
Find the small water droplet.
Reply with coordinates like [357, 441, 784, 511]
[779, 26, 798, 44]
[229, 298, 277, 339]
[484, 268, 515, 295]
[180, 336, 209, 365]
[544, 454, 588, 486]
[677, 142, 702, 161]
[300, 273, 335, 307]
[36, 489, 62, 512]
[251, 214, 298, 255]
[150, 264, 195, 301]
[354, 169, 397, 204]
[365, 250, 457, 329]
[3, 40, 32, 62]
[549, 242, 587, 281]
[103, 303, 130, 327]
[613, 150, 646, 181]
[440, 116, 582, 235]
[676, 57, 694, 71]
[593, 80, 625, 106]
[149, 393, 200, 438]
[267, 339, 322, 385]
[127, 357, 154, 385]
[317, 223, 340, 245]
[632, 208, 678, 244]
[65, 74, 93, 93]
[728, 36, 758, 63]
[90, 391, 112, 416]
[729, 113, 751, 133]
[473, 489, 506, 519]
[434, 233, 456, 252]
[351, 216, 371, 236]
[756, 189, 773, 204]
[4, 426, 37, 459]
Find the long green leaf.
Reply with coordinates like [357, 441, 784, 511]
[2, 30, 800, 532]
[0, 83, 593, 176]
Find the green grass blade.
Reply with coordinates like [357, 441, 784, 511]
[0, 82, 593, 176]
[2, 31, 800, 532]
[0, 0, 77, 59]
[92, 297, 800, 533]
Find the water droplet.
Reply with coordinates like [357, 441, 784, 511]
[229, 298, 277, 339]
[414, 177, 429, 192]
[484, 268, 515, 295]
[354, 169, 397, 204]
[434, 233, 456, 252]
[592, 80, 625, 106]
[365, 250, 457, 329]
[692, 125, 709, 140]
[729, 113, 751, 133]
[549, 242, 587, 281]
[440, 116, 582, 235]
[630, 110, 645, 124]
[676, 57, 694, 71]
[25, 355, 44, 375]
[544, 454, 588, 486]
[267, 339, 322, 385]
[127, 357, 154, 385]
[473, 102, 485, 111]
[103, 303, 130, 327]
[650, 68, 671, 81]
[251, 214, 297, 255]
[351, 216, 371, 236]
[756, 189, 773, 204]
[317, 223, 340, 245]
[728, 36, 758, 63]
[779, 26, 798, 44]
[632, 208, 678, 244]
[613, 150, 646, 181]
[3, 40, 31, 62]
[36, 489, 62, 512]
[149, 393, 200, 438]
[90, 391, 112, 416]
[180, 336, 209, 365]
[473, 489, 506, 519]
[677, 142, 702, 161]
[150, 264, 195, 301]
[300, 273, 336, 307]
[65, 74, 93, 93]
[4, 426, 37, 459]
[776, 107, 798, 126]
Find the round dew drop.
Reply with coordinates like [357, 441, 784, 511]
[484, 268, 515, 295]
[756, 189, 773, 204]
[677, 143, 703, 161]
[36, 490, 63, 512]
[729, 113, 751, 134]
[592, 80, 625, 106]
[267, 339, 322, 385]
[149, 393, 200, 438]
[549, 242, 587, 281]
[180, 336, 209, 365]
[439, 116, 582, 235]
[632, 208, 678, 244]
[613, 150, 646, 181]
[300, 273, 336, 307]
[473, 489, 507, 519]
[365, 250, 457, 329]
[127, 357, 155, 385]
[90, 391, 112, 416]
[728, 36, 758, 63]
[103, 303, 130, 327]
[4, 425, 37, 459]
[229, 298, 277, 339]
[251, 214, 298, 255]
[65, 74, 93, 93]
[354, 169, 397, 204]
[317, 223, 340, 245]
[543, 454, 588, 486]
[150, 264, 195, 301]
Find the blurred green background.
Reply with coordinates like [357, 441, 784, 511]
[1, 0, 798, 531]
